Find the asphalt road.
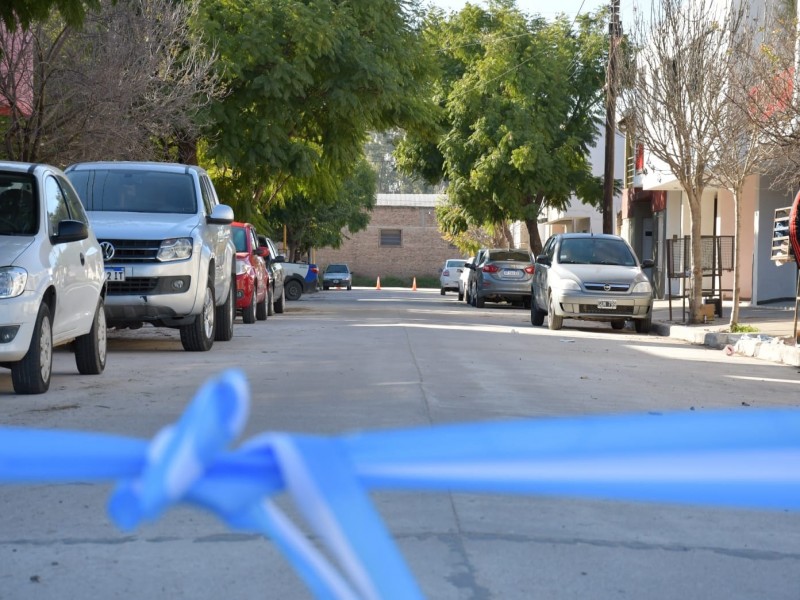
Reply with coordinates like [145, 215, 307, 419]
[1, 288, 799, 599]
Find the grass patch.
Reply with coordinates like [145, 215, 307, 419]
[729, 323, 759, 333]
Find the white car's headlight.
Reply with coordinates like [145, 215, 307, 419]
[558, 279, 581, 292]
[632, 280, 653, 294]
[0, 267, 27, 298]
[157, 238, 193, 262]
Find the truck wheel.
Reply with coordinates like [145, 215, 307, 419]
[215, 275, 235, 341]
[75, 298, 107, 374]
[243, 287, 256, 324]
[285, 280, 302, 301]
[180, 281, 215, 351]
[275, 288, 286, 314]
[12, 303, 53, 394]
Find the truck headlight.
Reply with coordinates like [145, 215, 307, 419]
[0, 267, 27, 298]
[157, 238, 193, 262]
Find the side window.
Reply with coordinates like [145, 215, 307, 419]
[544, 238, 556, 260]
[249, 228, 259, 253]
[44, 176, 71, 234]
[58, 175, 89, 225]
[199, 176, 215, 215]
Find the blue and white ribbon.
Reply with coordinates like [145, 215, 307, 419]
[1, 368, 799, 599]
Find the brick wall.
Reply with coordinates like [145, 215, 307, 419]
[314, 206, 463, 280]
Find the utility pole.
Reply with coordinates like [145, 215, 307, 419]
[603, 0, 621, 234]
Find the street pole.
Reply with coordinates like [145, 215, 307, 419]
[603, 0, 621, 235]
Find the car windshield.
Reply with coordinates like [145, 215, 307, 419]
[327, 265, 349, 273]
[69, 169, 197, 214]
[232, 227, 248, 252]
[0, 174, 38, 235]
[558, 238, 636, 266]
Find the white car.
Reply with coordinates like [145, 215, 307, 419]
[439, 258, 466, 296]
[0, 162, 107, 394]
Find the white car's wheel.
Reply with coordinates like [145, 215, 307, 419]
[75, 298, 107, 374]
[180, 281, 215, 351]
[12, 303, 53, 394]
[547, 293, 563, 331]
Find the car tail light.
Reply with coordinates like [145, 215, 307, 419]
[482, 264, 500, 273]
[310, 266, 319, 273]
[442, 269, 450, 276]
[524, 265, 535, 274]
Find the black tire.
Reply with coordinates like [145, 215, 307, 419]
[285, 279, 302, 301]
[180, 280, 215, 351]
[267, 287, 275, 315]
[243, 287, 256, 324]
[75, 298, 107, 375]
[610, 319, 626, 330]
[256, 286, 268, 321]
[440, 288, 446, 296]
[215, 276, 235, 341]
[470, 284, 477, 307]
[464, 286, 471, 304]
[475, 291, 485, 308]
[547, 293, 563, 331]
[531, 299, 545, 326]
[347, 284, 352, 291]
[323, 285, 329, 291]
[635, 315, 652, 334]
[12, 303, 53, 394]
[275, 288, 286, 314]
[458, 289, 464, 301]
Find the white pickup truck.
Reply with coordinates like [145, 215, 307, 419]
[66, 161, 236, 352]
[256, 235, 319, 301]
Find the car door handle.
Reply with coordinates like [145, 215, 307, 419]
[80, 252, 85, 266]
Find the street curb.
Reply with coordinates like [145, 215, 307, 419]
[652, 322, 800, 367]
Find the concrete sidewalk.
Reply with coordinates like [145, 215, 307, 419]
[650, 298, 800, 367]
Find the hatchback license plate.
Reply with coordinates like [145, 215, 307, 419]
[597, 299, 617, 309]
[105, 267, 125, 282]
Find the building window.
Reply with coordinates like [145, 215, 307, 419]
[380, 228, 402, 247]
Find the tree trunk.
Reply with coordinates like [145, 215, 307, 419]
[688, 198, 704, 324]
[525, 218, 543, 255]
[729, 186, 742, 328]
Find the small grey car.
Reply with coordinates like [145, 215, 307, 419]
[467, 248, 534, 308]
[531, 233, 654, 333]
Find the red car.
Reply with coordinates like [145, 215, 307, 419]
[232, 222, 269, 323]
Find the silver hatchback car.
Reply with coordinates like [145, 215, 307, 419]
[467, 248, 534, 308]
[531, 233, 654, 333]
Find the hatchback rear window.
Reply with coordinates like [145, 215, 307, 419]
[68, 170, 196, 214]
[490, 251, 531, 262]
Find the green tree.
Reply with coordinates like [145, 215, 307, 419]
[1, 0, 98, 30]
[396, 2, 608, 255]
[261, 158, 377, 261]
[199, 0, 434, 218]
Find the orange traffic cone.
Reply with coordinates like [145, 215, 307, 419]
[376, 276, 381, 290]
[411, 277, 417, 291]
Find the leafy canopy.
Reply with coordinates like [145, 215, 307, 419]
[396, 2, 608, 253]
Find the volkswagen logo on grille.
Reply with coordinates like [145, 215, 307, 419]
[100, 241, 115, 261]
[603, 283, 611, 292]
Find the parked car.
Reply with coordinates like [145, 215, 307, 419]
[459, 256, 474, 302]
[0, 162, 107, 394]
[466, 248, 534, 308]
[257, 235, 317, 301]
[322, 263, 352, 290]
[254, 235, 286, 315]
[531, 233, 654, 333]
[65, 161, 236, 351]
[439, 258, 467, 295]
[232, 222, 269, 323]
